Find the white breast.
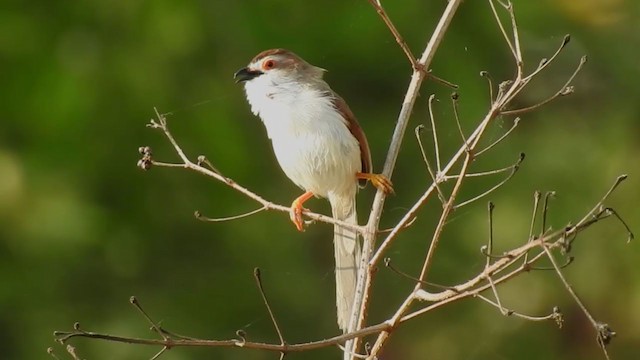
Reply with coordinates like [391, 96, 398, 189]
[244, 80, 360, 198]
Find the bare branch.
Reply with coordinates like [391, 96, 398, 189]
[575, 174, 627, 227]
[366, 0, 418, 70]
[62, 1, 626, 359]
[129, 296, 168, 341]
[489, 0, 517, 64]
[352, 1, 464, 355]
[451, 92, 468, 148]
[427, 94, 442, 173]
[415, 124, 446, 204]
[485, 202, 495, 268]
[541, 191, 556, 236]
[139, 112, 363, 234]
[480, 71, 495, 105]
[384, 258, 457, 291]
[522, 34, 571, 82]
[65, 345, 82, 360]
[47, 348, 61, 360]
[253, 268, 286, 352]
[453, 153, 524, 209]
[604, 207, 634, 243]
[542, 245, 614, 359]
[194, 207, 267, 223]
[476, 294, 563, 323]
[443, 152, 524, 180]
[55, 320, 393, 354]
[502, 56, 587, 116]
[475, 117, 520, 157]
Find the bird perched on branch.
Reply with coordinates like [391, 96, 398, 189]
[235, 49, 392, 331]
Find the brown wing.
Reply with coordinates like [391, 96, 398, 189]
[332, 94, 373, 186]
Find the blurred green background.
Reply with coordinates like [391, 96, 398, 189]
[1, 0, 638, 359]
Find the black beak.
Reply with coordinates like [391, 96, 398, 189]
[234, 67, 262, 83]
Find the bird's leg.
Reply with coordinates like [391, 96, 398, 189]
[356, 172, 394, 194]
[290, 191, 314, 231]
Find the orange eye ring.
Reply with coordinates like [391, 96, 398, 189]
[262, 59, 275, 70]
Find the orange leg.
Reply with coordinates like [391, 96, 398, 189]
[290, 191, 314, 231]
[356, 172, 394, 194]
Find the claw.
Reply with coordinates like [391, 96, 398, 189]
[357, 173, 394, 194]
[290, 201, 306, 231]
[289, 191, 314, 231]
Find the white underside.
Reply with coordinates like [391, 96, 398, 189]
[245, 79, 361, 199]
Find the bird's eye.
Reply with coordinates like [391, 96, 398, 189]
[262, 59, 275, 70]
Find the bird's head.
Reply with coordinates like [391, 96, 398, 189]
[234, 49, 325, 86]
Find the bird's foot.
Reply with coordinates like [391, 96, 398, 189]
[289, 191, 314, 231]
[357, 172, 394, 194]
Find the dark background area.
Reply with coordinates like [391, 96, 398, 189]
[1, 0, 638, 359]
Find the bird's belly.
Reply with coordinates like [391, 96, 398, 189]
[270, 130, 360, 198]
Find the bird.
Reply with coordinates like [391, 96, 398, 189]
[234, 49, 392, 331]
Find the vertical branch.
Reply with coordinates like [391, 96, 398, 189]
[347, 1, 464, 357]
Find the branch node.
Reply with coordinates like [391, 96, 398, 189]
[552, 306, 564, 328]
[530, 256, 574, 271]
[235, 330, 247, 346]
[480, 245, 513, 260]
[196, 155, 222, 174]
[47, 347, 60, 360]
[364, 342, 372, 356]
[596, 323, 616, 346]
[603, 207, 634, 243]
[137, 146, 153, 170]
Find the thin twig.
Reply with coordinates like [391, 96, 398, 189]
[384, 258, 456, 291]
[523, 191, 541, 264]
[529, 255, 573, 271]
[195, 207, 267, 222]
[443, 152, 524, 180]
[253, 268, 286, 350]
[542, 245, 613, 359]
[476, 294, 562, 322]
[453, 153, 524, 209]
[366, 0, 419, 70]
[130, 296, 168, 341]
[504, 1, 524, 77]
[522, 34, 571, 82]
[502, 56, 587, 116]
[377, 216, 418, 233]
[575, 175, 627, 227]
[486, 275, 509, 315]
[486, 202, 495, 268]
[451, 93, 468, 148]
[475, 117, 520, 157]
[150, 347, 168, 360]
[65, 345, 82, 360]
[427, 94, 442, 173]
[489, 0, 517, 64]
[415, 124, 446, 204]
[47, 348, 61, 360]
[541, 191, 555, 236]
[480, 71, 495, 105]
[603, 207, 634, 243]
[55, 322, 393, 353]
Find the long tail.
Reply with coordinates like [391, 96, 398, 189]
[330, 195, 360, 332]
